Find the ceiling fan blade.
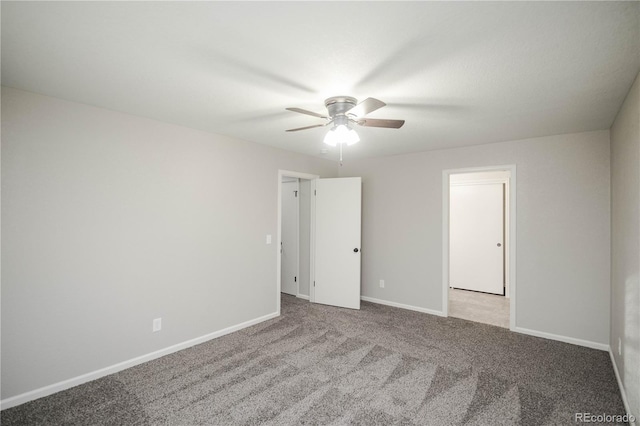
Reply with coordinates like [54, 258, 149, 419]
[286, 107, 329, 120]
[346, 97, 386, 118]
[285, 123, 328, 132]
[356, 118, 405, 129]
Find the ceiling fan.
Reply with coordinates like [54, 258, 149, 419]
[285, 96, 405, 150]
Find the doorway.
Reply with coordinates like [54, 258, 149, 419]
[442, 166, 516, 330]
[277, 171, 363, 315]
[280, 176, 300, 297]
[278, 172, 316, 308]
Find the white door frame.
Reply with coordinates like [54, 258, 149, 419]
[442, 165, 517, 331]
[277, 170, 319, 315]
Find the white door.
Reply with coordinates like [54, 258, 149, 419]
[450, 183, 504, 294]
[281, 180, 299, 296]
[314, 177, 361, 309]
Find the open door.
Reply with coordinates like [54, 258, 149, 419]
[314, 177, 361, 309]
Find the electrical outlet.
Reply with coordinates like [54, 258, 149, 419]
[618, 338, 622, 356]
[153, 318, 162, 332]
[380, 279, 385, 288]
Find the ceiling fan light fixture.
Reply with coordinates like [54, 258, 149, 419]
[323, 128, 338, 146]
[323, 124, 359, 146]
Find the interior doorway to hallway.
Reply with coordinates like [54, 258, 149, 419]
[442, 166, 516, 330]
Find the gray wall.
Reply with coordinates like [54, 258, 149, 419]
[1, 85, 622, 402]
[1, 87, 338, 399]
[339, 130, 611, 345]
[610, 72, 640, 420]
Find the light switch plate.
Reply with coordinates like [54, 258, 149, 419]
[153, 318, 162, 332]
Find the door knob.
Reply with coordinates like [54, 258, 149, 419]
[354, 248, 359, 253]
[497, 243, 502, 247]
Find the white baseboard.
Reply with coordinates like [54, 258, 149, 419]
[296, 294, 309, 300]
[0, 311, 279, 411]
[360, 297, 609, 352]
[512, 326, 609, 351]
[609, 348, 637, 425]
[361, 295, 445, 317]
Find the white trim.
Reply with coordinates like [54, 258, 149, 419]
[363, 294, 608, 352]
[277, 170, 319, 314]
[609, 349, 637, 424]
[296, 294, 310, 300]
[504, 178, 510, 299]
[442, 165, 517, 331]
[512, 326, 609, 351]
[295, 180, 300, 297]
[0, 311, 279, 411]
[361, 296, 445, 317]
[450, 179, 508, 186]
[442, 173, 449, 317]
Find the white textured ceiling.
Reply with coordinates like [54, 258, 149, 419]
[2, 2, 639, 161]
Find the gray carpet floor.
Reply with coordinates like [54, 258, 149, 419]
[2, 295, 626, 425]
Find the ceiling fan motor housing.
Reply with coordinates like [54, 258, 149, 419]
[325, 96, 357, 118]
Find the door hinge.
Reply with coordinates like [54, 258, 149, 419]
[294, 190, 298, 197]
[313, 281, 316, 287]
[294, 276, 297, 282]
[314, 190, 316, 196]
